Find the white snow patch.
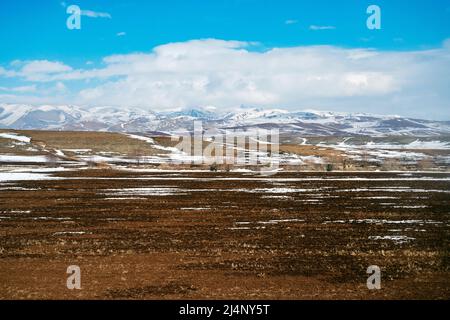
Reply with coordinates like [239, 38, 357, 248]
[62, 149, 92, 153]
[369, 235, 415, 244]
[0, 155, 51, 163]
[125, 134, 155, 144]
[0, 172, 62, 182]
[54, 149, 65, 157]
[0, 132, 31, 143]
[324, 219, 440, 225]
[257, 218, 304, 224]
[53, 231, 90, 236]
[103, 187, 182, 196]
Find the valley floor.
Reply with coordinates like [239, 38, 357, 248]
[0, 168, 449, 299]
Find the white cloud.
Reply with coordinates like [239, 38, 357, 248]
[1, 39, 450, 119]
[0, 66, 16, 77]
[55, 82, 67, 92]
[117, 32, 126, 37]
[20, 60, 72, 80]
[309, 25, 336, 30]
[81, 10, 112, 19]
[10, 60, 22, 67]
[0, 85, 37, 93]
[285, 20, 298, 25]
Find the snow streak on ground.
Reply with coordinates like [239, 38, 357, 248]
[0, 168, 449, 250]
[0, 172, 62, 182]
[103, 187, 182, 197]
[0, 132, 31, 143]
[0, 155, 51, 163]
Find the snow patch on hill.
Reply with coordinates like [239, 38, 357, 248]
[1, 104, 450, 137]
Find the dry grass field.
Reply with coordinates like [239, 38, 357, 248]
[2, 130, 166, 156]
[0, 169, 449, 299]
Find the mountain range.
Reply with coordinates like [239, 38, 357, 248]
[1, 104, 449, 137]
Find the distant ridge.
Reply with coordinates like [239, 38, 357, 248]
[1, 104, 449, 137]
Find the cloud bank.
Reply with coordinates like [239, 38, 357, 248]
[1, 39, 449, 119]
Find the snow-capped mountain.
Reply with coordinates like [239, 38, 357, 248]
[1, 103, 449, 136]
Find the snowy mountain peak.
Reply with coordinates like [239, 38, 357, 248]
[0, 103, 449, 136]
[164, 108, 217, 120]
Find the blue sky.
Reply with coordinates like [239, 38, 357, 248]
[0, 0, 449, 119]
[1, 0, 449, 61]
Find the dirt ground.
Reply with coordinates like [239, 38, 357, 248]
[0, 169, 449, 299]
